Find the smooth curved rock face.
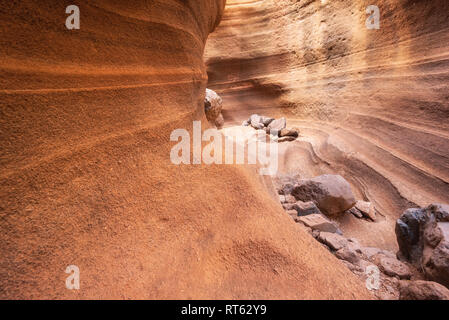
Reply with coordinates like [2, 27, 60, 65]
[205, 0, 449, 249]
[292, 175, 356, 216]
[0, 1, 372, 299]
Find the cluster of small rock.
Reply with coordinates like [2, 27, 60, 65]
[275, 173, 449, 300]
[242, 114, 299, 142]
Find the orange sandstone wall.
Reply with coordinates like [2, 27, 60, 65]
[205, 0, 449, 249]
[0, 1, 370, 299]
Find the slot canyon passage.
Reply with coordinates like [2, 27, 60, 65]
[0, 0, 448, 300]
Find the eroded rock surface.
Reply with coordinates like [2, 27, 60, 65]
[396, 204, 449, 287]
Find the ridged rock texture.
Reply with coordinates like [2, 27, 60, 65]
[0, 1, 371, 299]
[205, 0, 449, 250]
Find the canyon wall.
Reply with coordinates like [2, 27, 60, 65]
[205, 0, 449, 249]
[0, 1, 370, 299]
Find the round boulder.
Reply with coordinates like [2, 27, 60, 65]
[204, 88, 224, 128]
[291, 174, 356, 216]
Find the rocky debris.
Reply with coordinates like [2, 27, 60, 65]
[284, 195, 296, 204]
[273, 172, 437, 300]
[399, 280, 449, 300]
[241, 114, 298, 142]
[396, 203, 449, 287]
[318, 232, 348, 251]
[286, 210, 298, 220]
[204, 89, 224, 128]
[298, 214, 342, 234]
[249, 114, 264, 129]
[336, 246, 361, 264]
[291, 174, 356, 216]
[372, 254, 412, 280]
[215, 113, 224, 128]
[374, 276, 401, 300]
[354, 200, 376, 221]
[347, 206, 363, 218]
[261, 116, 274, 126]
[267, 117, 286, 134]
[360, 246, 395, 260]
[293, 200, 321, 216]
[278, 183, 294, 196]
[279, 128, 299, 138]
[273, 174, 300, 195]
[310, 223, 419, 300]
[282, 203, 295, 211]
[424, 233, 449, 287]
[278, 195, 449, 300]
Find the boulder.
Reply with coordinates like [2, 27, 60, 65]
[424, 231, 449, 288]
[354, 200, 376, 221]
[396, 203, 449, 287]
[249, 114, 265, 129]
[277, 183, 294, 195]
[292, 200, 321, 216]
[298, 214, 342, 234]
[267, 117, 286, 135]
[399, 280, 449, 300]
[261, 116, 274, 126]
[336, 246, 361, 264]
[279, 128, 299, 138]
[291, 174, 356, 216]
[242, 120, 250, 126]
[274, 174, 300, 196]
[215, 113, 224, 128]
[347, 207, 363, 219]
[204, 89, 224, 128]
[317, 232, 348, 251]
[278, 195, 286, 203]
[373, 254, 412, 279]
[253, 123, 265, 130]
